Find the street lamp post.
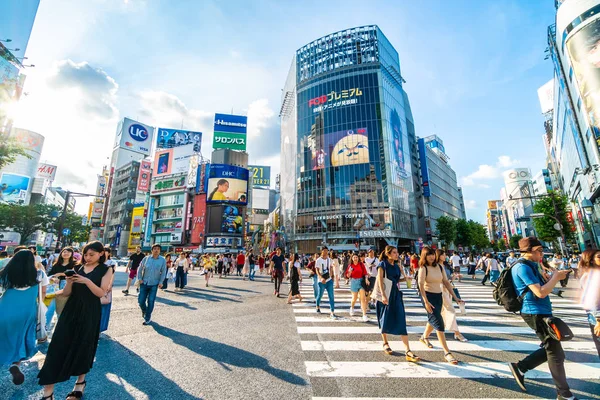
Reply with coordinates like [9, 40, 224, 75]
[530, 213, 568, 256]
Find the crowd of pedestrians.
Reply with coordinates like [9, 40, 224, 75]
[0, 236, 598, 400]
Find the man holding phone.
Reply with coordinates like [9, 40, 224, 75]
[315, 246, 336, 319]
[137, 244, 167, 325]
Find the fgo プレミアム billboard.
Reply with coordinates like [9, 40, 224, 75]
[567, 18, 600, 144]
[115, 118, 155, 156]
[213, 113, 247, 151]
[0, 173, 30, 204]
[206, 164, 248, 205]
[156, 128, 202, 152]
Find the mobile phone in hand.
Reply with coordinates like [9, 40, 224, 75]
[64, 269, 76, 277]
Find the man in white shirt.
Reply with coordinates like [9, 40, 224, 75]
[315, 246, 336, 318]
[450, 252, 461, 268]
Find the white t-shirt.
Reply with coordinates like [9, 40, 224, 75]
[450, 255, 461, 267]
[506, 256, 518, 267]
[553, 258, 566, 270]
[105, 259, 117, 269]
[315, 257, 332, 282]
[365, 256, 378, 277]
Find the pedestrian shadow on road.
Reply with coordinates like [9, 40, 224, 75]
[155, 296, 198, 310]
[173, 290, 243, 303]
[151, 323, 308, 387]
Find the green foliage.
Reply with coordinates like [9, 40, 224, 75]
[468, 220, 489, 250]
[435, 216, 457, 247]
[0, 203, 58, 244]
[0, 132, 32, 171]
[532, 192, 576, 244]
[509, 234, 523, 250]
[498, 238, 507, 251]
[455, 219, 473, 248]
[62, 211, 91, 245]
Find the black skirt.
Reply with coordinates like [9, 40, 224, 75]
[423, 291, 445, 332]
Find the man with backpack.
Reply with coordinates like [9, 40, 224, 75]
[507, 237, 575, 400]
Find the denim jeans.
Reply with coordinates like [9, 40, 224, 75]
[138, 284, 159, 322]
[311, 274, 319, 299]
[517, 313, 572, 398]
[316, 279, 335, 312]
[249, 264, 256, 280]
[588, 312, 600, 358]
[175, 267, 185, 288]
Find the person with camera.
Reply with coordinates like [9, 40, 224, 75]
[508, 237, 575, 400]
[315, 246, 336, 319]
[38, 241, 111, 400]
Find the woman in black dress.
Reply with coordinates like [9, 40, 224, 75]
[38, 241, 111, 400]
[287, 253, 303, 304]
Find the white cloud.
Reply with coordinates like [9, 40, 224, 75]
[460, 155, 521, 187]
[465, 199, 478, 210]
[247, 99, 275, 139]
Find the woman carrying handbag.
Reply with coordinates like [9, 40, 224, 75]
[100, 247, 117, 333]
[371, 245, 420, 362]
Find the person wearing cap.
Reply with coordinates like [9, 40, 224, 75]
[508, 237, 575, 400]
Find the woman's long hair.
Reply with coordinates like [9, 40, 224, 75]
[54, 246, 75, 267]
[435, 249, 446, 265]
[208, 179, 228, 201]
[378, 245, 397, 264]
[0, 250, 38, 289]
[579, 249, 600, 273]
[418, 246, 436, 267]
[82, 241, 107, 264]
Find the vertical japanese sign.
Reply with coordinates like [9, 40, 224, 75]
[137, 160, 152, 192]
[191, 194, 207, 245]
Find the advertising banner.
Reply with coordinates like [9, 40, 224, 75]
[390, 108, 408, 180]
[156, 128, 202, 152]
[137, 160, 152, 192]
[10, 128, 44, 154]
[206, 164, 248, 205]
[248, 165, 271, 187]
[206, 236, 241, 248]
[417, 138, 430, 197]
[36, 163, 57, 181]
[187, 154, 200, 189]
[144, 198, 155, 246]
[310, 128, 369, 170]
[0, 173, 30, 204]
[191, 194, 207, 245]
[251, 188, 270, 211]
[220, 205, 244, 234]
[153, 144, 195, 177]
[114, 117, 155, 156]
[150, 175, 186, 195]
[91, 199, 104, 219]
[127, 204, 145, 249]
[537, 79, 554, 114]
[195, 163, 209, 194]
[213, 113, 248, 151]
[567, 18, 600, 146]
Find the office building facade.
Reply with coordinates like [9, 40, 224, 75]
[280, 25, 421, 253]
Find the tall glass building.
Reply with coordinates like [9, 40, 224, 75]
[280, 25, 420, 253]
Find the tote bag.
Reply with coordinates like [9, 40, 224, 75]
[36, 283, 48, 341]
[370, 268, 393, 303]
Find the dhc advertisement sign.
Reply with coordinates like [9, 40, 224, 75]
[213, 113, 247, 151]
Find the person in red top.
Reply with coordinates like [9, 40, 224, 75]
[410, 253, 419, 274]
[258, 255, 265, 275]
[236, 252, 245, 276]
[346, 252, 370, 321]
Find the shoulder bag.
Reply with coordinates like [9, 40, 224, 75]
[36, 282, 48, 341]
[135, 257, 148, 288]
[370, 265, 393, 303]
[101, 265, 115, 305]
[543, 316, 574, 341]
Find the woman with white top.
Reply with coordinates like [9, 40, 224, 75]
[331, 251, 341, 289]
[485, 254, 501, 285]
[174, 252, 189, 292]
[365, 249, 378, 308]
[418, 246, 464, 364]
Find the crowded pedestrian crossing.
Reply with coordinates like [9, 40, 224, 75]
[293, 273, 600, 399]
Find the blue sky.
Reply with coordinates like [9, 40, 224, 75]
[4, 0, 555, 219]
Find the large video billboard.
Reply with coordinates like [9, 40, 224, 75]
[206, 164, 248, 205]
[153, 144, 195, 177]
[417, 138, 430, 197]
[310, 128, 370, 170]
[220, 205, 244, 234]
[0, 173, 31, 204]
[567, 18, 600, 147]
[114, 117, 155, 156]
[156, 128, 202, 152]
[213, 113, 248, 151]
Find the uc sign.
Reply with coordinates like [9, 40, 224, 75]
[129, 124, 148, 141]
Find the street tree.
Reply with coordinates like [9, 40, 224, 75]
[468, 220, 489, 250]
[531, 192, 576, 246]
[435, 216, 457, 248]
[498, 238, 507, 251]
[509, 234, 523, 250]
[62, 211, 91, 244]
[0, 203, 57, 244]
[455, 218, 473, 248]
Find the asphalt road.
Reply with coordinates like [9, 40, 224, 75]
[1, 267, 599, 400]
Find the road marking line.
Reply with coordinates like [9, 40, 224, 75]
[292, 302, 586, 313]
[296, 315, 532, 323]
[291, 308, 585, 317]
[300, 340, 598, 352]
[297, 326, 591, 335]
[305, 361, 600, 378]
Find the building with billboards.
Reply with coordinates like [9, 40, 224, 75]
[499, 168, 536, 240]
[148, 174, 188, 250]
[545, 0, 600, 249]
[417, 134, 466, 246]
[280, 25, 420, 253]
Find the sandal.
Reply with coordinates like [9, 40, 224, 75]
[454, 333, 468, 342]
[444, 352, 458, 365]
[405, 350, 420, 363]
[383, 342, 393, 355]
[41, 394, 54, 400]
[9, 365, 24, 385]
[66, 380, 86, 399]
[419, 336, 433, 348]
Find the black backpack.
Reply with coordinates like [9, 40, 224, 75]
[493, 259, 534, 313]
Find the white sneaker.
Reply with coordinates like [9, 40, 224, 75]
[349, 308, 355, 317]
[330, 313, 336, 319]
[362, 314, 369, 322]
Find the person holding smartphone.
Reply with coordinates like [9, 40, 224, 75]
[38, 241, 111, 400]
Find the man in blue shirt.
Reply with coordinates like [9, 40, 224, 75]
[137, 244, 167, 325]
[508, 237, 574, 400]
